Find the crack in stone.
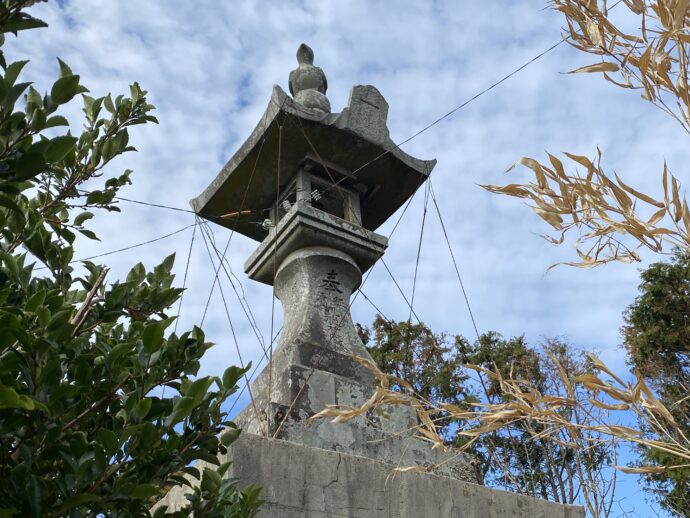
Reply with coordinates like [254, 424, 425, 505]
[325, 453, 342, 491]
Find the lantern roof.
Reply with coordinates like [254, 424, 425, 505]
[191, 84, 435, 241]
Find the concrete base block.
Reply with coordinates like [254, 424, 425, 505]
[158, 433, 585, 517]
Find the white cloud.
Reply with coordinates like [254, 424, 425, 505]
[6, 3, 683, 513]
[9, 0, 681, 372]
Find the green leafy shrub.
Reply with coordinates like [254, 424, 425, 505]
[0, 2, 261, 516]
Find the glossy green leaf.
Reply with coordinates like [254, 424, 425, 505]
[73, 211, 94, 226]
[200, 468, 222, 493]
[223, 364, 248, 390]
[50, 75, 80, 105]
[128, 484, 160, 499]
[0, 385, 34, 410]
[134, 398, 152, 419]
[4, 60, 29, 86]
[15, 150, 45, 179]
[142, 322, 163, 353]
[0, 194, 25, 226]
[56, 58, 73, 78]
[44, 115, 68, 128]
[0, 5, 256, 515]
[78, 228, 99, 240]
[185, 376, 213, 403]
[2, 15, 47, 34]
[44, 135, 77, 163]
[166, 396, 196, 426]
[220, 427, 241, 446]
[96, 428, 119, 456]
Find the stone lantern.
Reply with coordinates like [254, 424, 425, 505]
[157, 44, 586, 518]
[191, 44, 475, 479]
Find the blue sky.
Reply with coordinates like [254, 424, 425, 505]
[7, 1, 687, 515]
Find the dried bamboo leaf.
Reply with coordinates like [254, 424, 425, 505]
[574, 372, 607, 388]
[671, 177, 682, 222]
[682, 199, 690, 231]
[586, 19, 605, 46]
[647, 207, 668, 226]
[648, 227, 676, 235]
[589, 398, 631, 411]
[353, 354, 389, 388]
[604, 424, 644, 437]
[533, 207, 564, 229]
[568, 62, 620, 73]
[672, 0, 690, 29]
[459, 421, 513, 436]
[640, 44, 654, 74]
[599, 385, 635, 403]
[514, 156, 547, 176]
[587, 354, 626, 385]
[438, 402, 473, 417]
[603, 72, 634, 88]
[547, 153, 568, 179]
[624, 0, 645, 15]
[313, 327, 690, 482]
[614, 172, 666, 208]
[563, 152, 597, 176]
[479, 183, 531, 197]
[614, 465, 667, 474]
[634, 370, 677, 424]
[464, 363, 502, 380]
[663, 163, 670, 201]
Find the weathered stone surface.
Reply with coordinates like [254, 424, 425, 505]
[190, 85, 435, 241]
[236, 364, 477, 482]
[294, 89, 331, 115]
[236, 244, 478, 482]
[158, 434, 586, 518]
[272, 247, 367, 358]
[335, 86, 390, 145]
[245, 204, 387, 285]
[289, 43, 330, 114]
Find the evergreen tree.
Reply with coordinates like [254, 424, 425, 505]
[623, 250, 690, 516]
[361, 315, 474, 441]
[360, 317, 612, 510]
[0, 2, 260, 516]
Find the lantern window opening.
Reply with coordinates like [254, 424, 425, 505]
[308, 173, 361, 226]
[271, 177, 299, 224]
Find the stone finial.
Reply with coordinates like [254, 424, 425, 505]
[296, 43, 315, 67]
[289, 43, 331, 114]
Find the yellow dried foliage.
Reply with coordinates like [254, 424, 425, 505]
[482, 151, 689, 267]
[312, 354, 690, 480]
[557, 0, 690, 128]
[482, 0, 690, 267]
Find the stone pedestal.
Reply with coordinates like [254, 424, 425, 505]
[236, 244, 478, 482]
[159, 434, 586, 518]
